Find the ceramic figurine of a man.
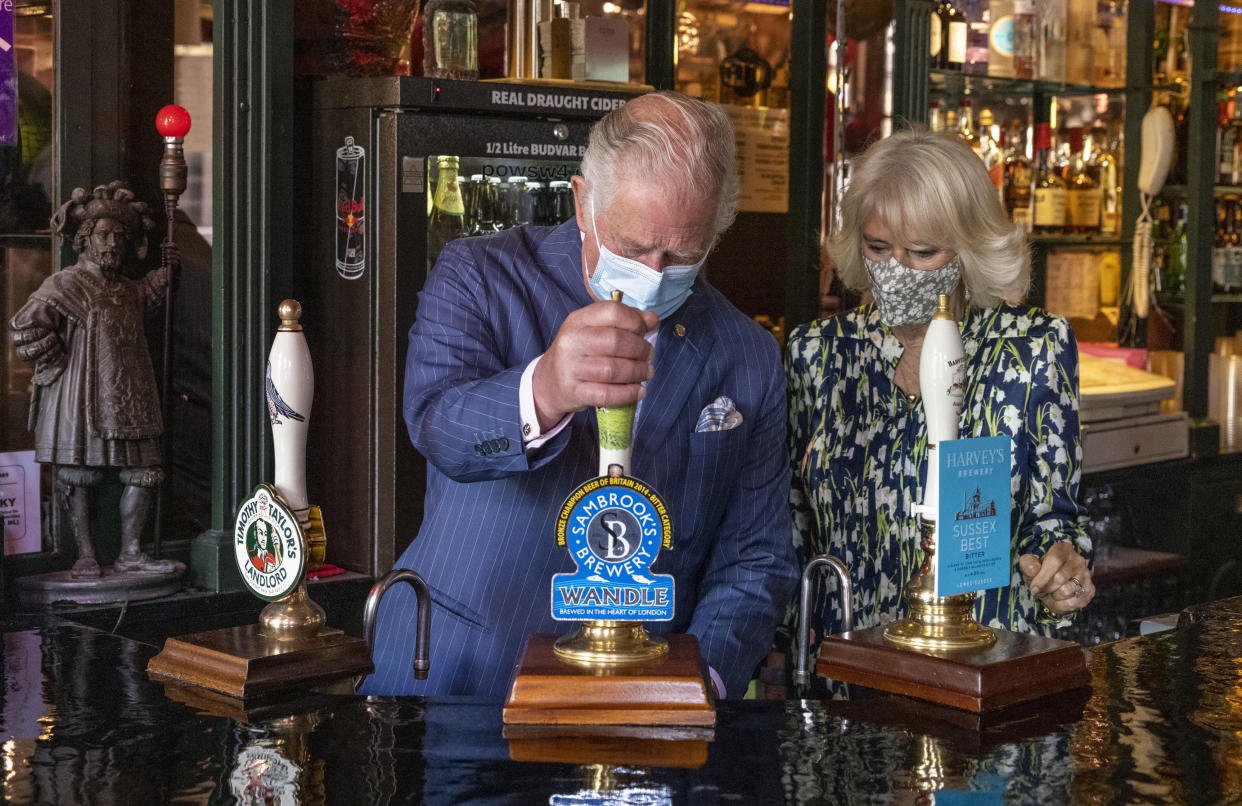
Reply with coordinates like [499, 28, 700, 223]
[10, 181, 175, 578]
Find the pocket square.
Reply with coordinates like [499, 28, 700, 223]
[696, 396, 743, 432]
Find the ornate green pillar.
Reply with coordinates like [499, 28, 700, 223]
[191, 0, 295, 590]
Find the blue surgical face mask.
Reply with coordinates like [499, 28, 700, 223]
[585, 198, 706, 321]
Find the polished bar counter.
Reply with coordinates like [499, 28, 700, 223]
[3, 594, 1242, 804]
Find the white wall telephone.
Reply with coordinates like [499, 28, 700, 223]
[1129, 105, 1176, 319]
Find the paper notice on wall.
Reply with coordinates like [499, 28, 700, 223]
[722, 105, 789, 214]
[1044, 251, 1100, 320]
[0, 451, 41, 554]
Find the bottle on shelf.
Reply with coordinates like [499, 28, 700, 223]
[963, 0, 989, 75]
[944, 106, 959, 132]
[1098, 251, 1121, 307]
[1065, 0, 1094, 85]
[526, 181, 549, 225]
[1049, 119, 1071, 187]
[931, 2, 944, 69]
[1166, 202, 1187, 295]
[1091, 119, 1121, 236]
[1150, 199, 1170, 290]
[1092, 0, 1127, 87]
[941, 1, 967, 71]
[1222, 97, 1242, 187]
[463, 173, 483, 232]
[1012, 0, 1036, 79]
[506, 175, 531, 228]
[1002, 117, 1033, 229]
[1065, 126, 1100, 234]
[978, 108, 1005, 201]
[428, 155, 467, 267]
[988, 1, 1015, 78]
[469, 176, 502, 237]
[1032, 122, 1067, 234]
[1212, 197, 1228, 293]
[957, 98, 980, 150]
[1037, 0, 1067, 83]
[1227, 196, 1242, 293]
[929, 99, 943, 132]
[422, 0, 479, 80]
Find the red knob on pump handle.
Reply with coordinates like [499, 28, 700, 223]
[155, 104, 191, 138]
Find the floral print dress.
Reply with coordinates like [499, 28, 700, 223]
[786, 303, 1092, 640]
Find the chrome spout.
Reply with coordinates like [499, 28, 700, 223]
[357, 569, 432, 690]
[794, 554, 852, 690]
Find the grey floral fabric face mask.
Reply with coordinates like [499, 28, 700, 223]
[863, 254, 963, 327]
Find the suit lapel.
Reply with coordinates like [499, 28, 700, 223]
[632, 286, 714, 479]
[535, 219, 595, 311]
[536, 221, 599, 446]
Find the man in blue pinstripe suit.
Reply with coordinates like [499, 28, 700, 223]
[363, 92, 798, 699]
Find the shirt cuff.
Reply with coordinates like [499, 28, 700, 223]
[708, 665, 726, 699]
[519, 354, 570, 449]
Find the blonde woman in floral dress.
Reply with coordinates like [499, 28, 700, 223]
[787, 127, 1095, 654]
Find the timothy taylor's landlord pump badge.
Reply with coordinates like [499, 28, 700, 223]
[234, 484, 306, 601]
[553, 474, 674, 621]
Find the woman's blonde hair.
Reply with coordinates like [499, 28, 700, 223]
[827, 126, 1029, 308]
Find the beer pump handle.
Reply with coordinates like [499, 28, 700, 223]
[268, 300, 314, 521]
[596, 289, 638, 477]
[914, 294, 965, 518]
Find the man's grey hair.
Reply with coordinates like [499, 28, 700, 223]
[580, 92, 739, 237]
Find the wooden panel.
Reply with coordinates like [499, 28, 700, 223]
[503, 633, 716, 727]
[817, 625, 1091, 713]
[504, 723, 711, 767]
[147, 624, 372, 700]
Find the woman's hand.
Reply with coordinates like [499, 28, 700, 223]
[1018, 542, 1095, 615]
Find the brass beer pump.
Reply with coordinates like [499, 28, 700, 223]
[810, 294, 1091, 713]
[503, 289, 714, 728]
[883, 294, 995, 651]
[553, 290, 669, 666]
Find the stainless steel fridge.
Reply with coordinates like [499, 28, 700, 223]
[299, 77, 643, 575]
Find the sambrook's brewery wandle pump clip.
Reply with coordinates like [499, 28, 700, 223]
[503, 289, 716, 729]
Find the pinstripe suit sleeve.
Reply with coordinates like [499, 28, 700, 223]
[687, 328, 799, 698]
[404, 237, 571, 483]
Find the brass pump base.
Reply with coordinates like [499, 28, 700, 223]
[882, 592, 997, 651]
[553, 620, 670, 666]
[259, 581, 326, 642]
[883, 518, 996, 652]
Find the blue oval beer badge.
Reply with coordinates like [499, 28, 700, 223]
[552, 475, 674, 621]
[234, 484, 305, 601]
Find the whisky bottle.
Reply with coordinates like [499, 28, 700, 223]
[978, 108, 1005, 201]
[1032, 123, 1067, 234]
[1065, 127, 1100, 234]
[1002, 119, 1033, 229]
